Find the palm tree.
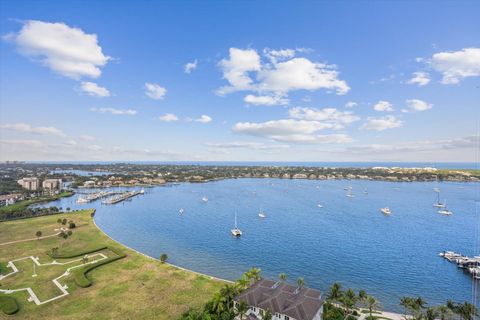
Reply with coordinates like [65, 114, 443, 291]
[211, 292, 226, 319]
[160, 253, 168, 263]
[400, 296, 413, 318]
[436, 305, 454, 320]
[456, 302, 478, 320]
[296, 277, 305, 290]
[279, 273, 287, 282]
[328, 282, 343, 305]
[426, 307, 438, 320]
[236, 277, 249, 291]
[261, 308, 273, 320]
[366, 296, 380, 319]
[358, 289, 367, 306]
[247, 267, 261, 283]
[236, 301, 248, 320]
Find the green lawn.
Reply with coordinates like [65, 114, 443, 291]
[0, 209, 224, 319]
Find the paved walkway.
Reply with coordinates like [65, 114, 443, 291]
[0, 228, 69, 246]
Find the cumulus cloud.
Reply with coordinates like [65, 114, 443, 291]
[405, 99, 432, 112]
[158, 113, 179, 122]
[195, 115, 212, 123]
[217, 47, 349, 97]
[430, 47, 480, 84]
[407, 72, 430, 86]
[233, 119, 352, 144]
[79, 135, 95, 141]
[244, 94, 289, 106]
[0, 123, 66, 137]
[360, 116, 403, 131]
[373, 100, 394, 112]
[4, 20, 110, 79]
[145, 83, 167, 100]
[80, 81, 110, 97]
[288, 107, 359, 129]
[90, 107, 137, 115]
[184, 59, 198, 73]
[345, 101, 357, 108]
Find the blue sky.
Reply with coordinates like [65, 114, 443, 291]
[0, 1, 479, 162]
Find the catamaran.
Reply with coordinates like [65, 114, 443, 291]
[438, 200, 453, 215]
[381, 207, 391, 215]
[231, 213, 242, 236]
[433, 188, 445, 208]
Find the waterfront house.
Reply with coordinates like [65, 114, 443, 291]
[234, 279, 324, 320]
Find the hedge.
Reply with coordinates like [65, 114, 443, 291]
[50, 246, 108, 259]
[0, 295, 19, 315]
[74, 253, 126, 288]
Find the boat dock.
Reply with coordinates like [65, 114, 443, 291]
[102, 189, 144, 205]
[76, 191, 120, 203]
[439, 251, 480, 279]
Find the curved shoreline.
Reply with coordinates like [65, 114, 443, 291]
[92, 216, 233, 284]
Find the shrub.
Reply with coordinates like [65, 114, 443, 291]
[67, 230, 73, 236]
[0, 295, 19, 315]
[36, 230, 42, 238]
[160, 253, 168, 263]
[68, 221, 76, 229]
[61, 218, 67, 225]
[57, 218, 62, 223]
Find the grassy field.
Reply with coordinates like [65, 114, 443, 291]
[0, 209, 224, 319]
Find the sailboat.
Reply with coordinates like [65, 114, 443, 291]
[179, 208, 184, 214]
[231, 213, 242, 236]
[202, 196, 208, 203]
[438, 200, 453, 215]
[346, 187, 355, 198]
[433, 188, 445, 208]
[258, 210, 266, 218]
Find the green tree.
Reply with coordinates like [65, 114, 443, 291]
[296, 277, 305, 290]
[328, 282, 343, 304]
[437, 305, 454, 320]
[455, 302, 478, 320]
[279, 273, 287, 282]
[426, 307, 438, 320]
[358, 289, 367, 305]
[236, 301, 248, 320]
[160, 253, 168, 263]
[400, 297, 413, 318]
[366, 296, 380, 318]
[261, 308, 273, 320]
[35, 230, 42, 239]
[341, 289, 357, 317]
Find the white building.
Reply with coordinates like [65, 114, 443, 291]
[42, 178, 63, 191]
[17, 177, 39, 190]
[234, 279, 324, 320]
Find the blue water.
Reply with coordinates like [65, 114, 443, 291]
[35, 179, 480, 311]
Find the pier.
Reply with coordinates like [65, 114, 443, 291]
[439, 251, 480, 279]
[102, 189, 144, 205]
[76, 191, 121, 203]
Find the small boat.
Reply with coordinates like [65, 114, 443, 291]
[381, 207, 391, 215]
[231, 213, 242, 236]
[76, 197, 88, 204]
[179, 208, 184, 214]
[346, 187, 354, 198]
[202, 196, 208, 203]
[317, 204, 324, 208]
[433, 188, 445, 208]
[140, 188, 145, 194]
[363, 189, 368, 195]
[258, 211, 266, 218]
[438, 200, 453, 215]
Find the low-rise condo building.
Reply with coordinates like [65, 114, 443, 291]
[234, 279, 324, 320]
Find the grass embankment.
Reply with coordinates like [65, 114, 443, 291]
[0, 191, 74, 221]
[0, 209, 224, 319]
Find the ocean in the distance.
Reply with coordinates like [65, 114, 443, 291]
[36, 178, 480, 311]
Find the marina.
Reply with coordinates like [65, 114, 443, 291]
[102, 189, 144, 205]
[76, 191, 120, 203]
[439, 251, 480, 279]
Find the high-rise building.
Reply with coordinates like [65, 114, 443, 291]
[42, 179, 63, 191]
[17, 177, 39, 190]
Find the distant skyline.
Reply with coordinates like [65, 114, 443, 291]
[0, 1, 479, 162]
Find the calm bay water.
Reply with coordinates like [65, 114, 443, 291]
[37, 179, 480, 311]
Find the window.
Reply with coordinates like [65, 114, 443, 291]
[285, 316, 290, 320]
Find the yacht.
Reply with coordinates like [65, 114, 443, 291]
[179, 208, 184, 214]
[202, 196, 208, 203]
[381, 207, 391, 215]
[433, 188, 445, 208]
[258, 210, 266, 218]
[231, 213, 242, 236]
[76, 197, 88, 204]
[437, 200, 453, 215]
[317, 204, 324, 208]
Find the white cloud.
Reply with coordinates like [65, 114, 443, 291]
[407, 72, 430, 86]
[0, 123, 66, 137]
[345, 101, 357, 108]
[195, 115, 212, 123]
[405, 98, 432, 112]
[0, 139, 44, 149]
[217, 47, 349, 97]
[159, 113, 179, 122]
[80, 81, 110, 97]
[184, 59, 198, 73]
[233, 119, 352, 144]
[244, 94, 289, 106]
[5, 20, 110, 79]
[430, 47, 480, 84]
[145, 83, 167, 100]
[79, 135, 95, 141]
[360, 116, 403, 131]
[206, 141, 289, 150]
[217, 48, 261, 95]
[288, 107, 359, 129]
[90, 107, 137, 115]
[373, 100, 394, 112]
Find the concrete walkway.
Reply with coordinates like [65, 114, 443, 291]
[0, 228, 69, 246]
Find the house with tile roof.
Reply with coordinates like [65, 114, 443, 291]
[234, 278, 324, 320]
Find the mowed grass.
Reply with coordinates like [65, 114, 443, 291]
[0, 210, 224, 319]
